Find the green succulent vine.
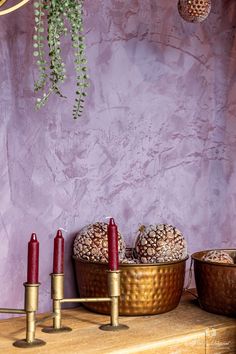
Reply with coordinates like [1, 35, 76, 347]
[33, 0, 89, 119]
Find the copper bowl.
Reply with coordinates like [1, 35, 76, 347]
[192, 249, 236, 316]
[73, 254, 188, 316]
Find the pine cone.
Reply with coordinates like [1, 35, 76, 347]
[73, 222, 126, 263]
[134, 224, 187, 263]
[202, 250, 234, 264]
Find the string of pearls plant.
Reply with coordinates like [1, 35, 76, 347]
[33, 0, 89, 119]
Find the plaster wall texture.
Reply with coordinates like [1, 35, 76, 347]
[0, 0, 236, 315]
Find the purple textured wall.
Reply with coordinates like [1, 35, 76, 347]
[0, 0, 236, 315]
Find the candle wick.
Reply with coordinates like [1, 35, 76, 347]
[31, 233, 37, 241]
[58, 227, 68, 232]
[109, 218, 115, 225]
[56, 230, 63, 237]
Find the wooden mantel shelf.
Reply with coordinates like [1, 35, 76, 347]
[0, 292, 235, 353]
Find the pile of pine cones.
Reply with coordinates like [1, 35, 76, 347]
[73, 222, 187, 264]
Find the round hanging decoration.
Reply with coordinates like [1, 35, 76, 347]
[178, 0, 211, 23]
[0, 0, 30, 16]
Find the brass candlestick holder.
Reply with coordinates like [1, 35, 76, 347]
[42, 269, 128, 333]
[99, 270, 129, 331]
[42, 274, 72, 333]
[0, 283, 46, 348]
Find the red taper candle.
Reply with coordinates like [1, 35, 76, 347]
[53, 230, 64, 274]
[27, 233, 39, 284]
[107, 218, 119, 271]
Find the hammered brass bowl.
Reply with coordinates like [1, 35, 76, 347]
[192, 249, 236, 317]
[74, 255, 188, 316]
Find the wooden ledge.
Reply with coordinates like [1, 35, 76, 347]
[0, 292, 235, 353]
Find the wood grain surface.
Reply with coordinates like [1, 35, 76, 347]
[0, 292, 235, 353]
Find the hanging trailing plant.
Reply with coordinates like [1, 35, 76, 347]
[33, 0, 89, 119]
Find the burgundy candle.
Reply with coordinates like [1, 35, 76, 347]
[107, 218, 119, 271]
[27, 233, 39, 284]
[53, 230, 64, 274]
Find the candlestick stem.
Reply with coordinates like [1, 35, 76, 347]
[53, 300, 61, 329]
[26, 311, 36, 343]
[111, 297, 119, 327]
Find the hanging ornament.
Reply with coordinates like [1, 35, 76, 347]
[0, 0, 30, 16]
[178, 0, 211, 23]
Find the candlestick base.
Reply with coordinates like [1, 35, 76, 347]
[42, 326, 72, 333]
[13, 338, 46, 348]
[99, 324, 129, 331]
